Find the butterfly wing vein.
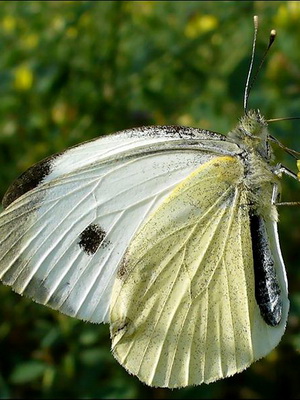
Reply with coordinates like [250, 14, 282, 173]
[110, 156, 287, 387]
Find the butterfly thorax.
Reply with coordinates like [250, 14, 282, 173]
[244, 150, 280, 222]
[227, 110, 280, 222]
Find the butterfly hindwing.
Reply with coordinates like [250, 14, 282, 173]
[110, 155, 289, 388]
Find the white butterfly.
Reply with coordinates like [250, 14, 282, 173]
[0, 17, 298, 388]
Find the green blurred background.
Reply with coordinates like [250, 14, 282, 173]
[1, 1, 300, 398]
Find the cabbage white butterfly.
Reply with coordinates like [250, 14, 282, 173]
[0, 16, 299, 388]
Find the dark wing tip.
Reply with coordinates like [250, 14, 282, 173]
[2, 154, 61, 209]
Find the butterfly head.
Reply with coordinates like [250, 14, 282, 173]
[239, 109, 267, 137]
[228, 109, 271, 160]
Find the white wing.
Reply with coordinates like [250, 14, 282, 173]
[110, 155, 289, 387]
[0, 125, 240, 323]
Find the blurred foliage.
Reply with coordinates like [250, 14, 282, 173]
[1, 1, 300, 399]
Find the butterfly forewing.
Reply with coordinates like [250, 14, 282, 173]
[0, 126, 240, 324]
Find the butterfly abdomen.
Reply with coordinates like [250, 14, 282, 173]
[250, 213, 282, 326]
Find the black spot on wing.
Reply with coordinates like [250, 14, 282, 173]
[2, 153, 61, 209]
[78, 224, 108, 255]
[250, 213, 282, 326]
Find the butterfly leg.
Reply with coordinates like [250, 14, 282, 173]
[273, 165, 300, 206]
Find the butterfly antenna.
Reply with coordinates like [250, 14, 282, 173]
[269, 135, 300, 158]
[244, 16, 276, 114]
[244, 16, 259, 114]
[267, 116, 300, 123]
